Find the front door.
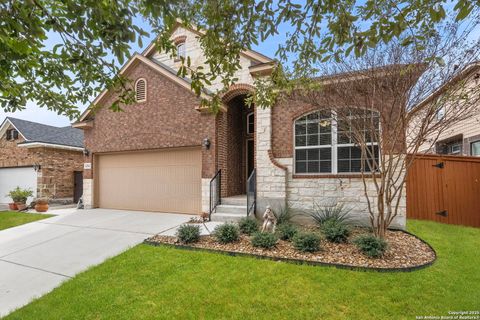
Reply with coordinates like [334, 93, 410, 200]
[73, 171, 83, 203]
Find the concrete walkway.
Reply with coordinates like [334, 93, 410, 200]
[0, 208, 191, 317]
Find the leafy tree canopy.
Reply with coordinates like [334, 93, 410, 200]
[1, 0, 479, 118]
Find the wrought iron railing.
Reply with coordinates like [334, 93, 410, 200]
[209, 170, 221, 221]
[246, 168, 256, 217]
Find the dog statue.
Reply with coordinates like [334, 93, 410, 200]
[261, 205, 277, 233]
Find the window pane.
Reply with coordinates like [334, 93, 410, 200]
[337, 147, 350, 159]
[307, 149, 319, 161]
[247, 113, 254, 134]
[295, 147, 332, 174]
[320, 148, 331, 160]
[307, 123, 319, 135]
[337, 145, 378, 173]
[294, 111, 333, 174]
[295, 123, 306, 135]
[351, 146, 362, 159]
[319, 134, 331, 145]
[296, 161, 307, 173]
[471, 141, 480, 156]
[307, 134, 319, 146]
[319, 122, 331, 133]
[308, 161, 319, 173]
[177, 43, 186, 58]
[320, 161, 332, 173]
[364, 159, 377, 172]
[337, 160, 350, 173]
[295, 149, 307, 161]
[295, 135, 306, 146]
[307, 112, 319, 120]
[351, 160, 362, 172]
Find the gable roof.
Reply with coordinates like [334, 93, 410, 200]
[76, 53, 213, 122]
[76, 21, 275, 124]
[410, 62, 480, 115]
[142, 20, 274, 64]
[0, 117, 84, 149]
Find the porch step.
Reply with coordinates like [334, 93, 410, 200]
[215, 204, 246, 214]
[221, 195, 247, 206]
[210, 195, 248, 222]
[210, 211, 246, 222]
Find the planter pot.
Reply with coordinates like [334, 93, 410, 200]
[15, 202, 27, 211]
[8, 203, 18, 210]
[35, 203, 49, 212]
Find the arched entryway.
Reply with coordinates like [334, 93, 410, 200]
[216, 85, 255, 197]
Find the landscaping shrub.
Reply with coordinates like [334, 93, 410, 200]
[293, 232, 321, 253]
[354, 234, 388, 258]
[213, 223, 240, 244]
[276, 223, 298, 241]
[321, 220, 350, 243]
[251, 232, 277, 249]
[238, 217, 258, 235]
[309, 203, 351, 227]
[176, 224, 201, 244]
[273, 203, 299, 225]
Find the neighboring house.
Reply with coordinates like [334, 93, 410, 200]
[73, 22, 415, 228]
[0, 117, 84, 205]
[416, 63, 480, 156]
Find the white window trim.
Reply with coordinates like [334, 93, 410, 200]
[176, 42, 186, 60]
[135, 78, 147, 103]
[293, 109, 380, 175]
[471, 140, 480, 156]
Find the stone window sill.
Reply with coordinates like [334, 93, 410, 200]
[292, 174, 380, 179]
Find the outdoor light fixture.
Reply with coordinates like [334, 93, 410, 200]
[83, 149, 89, 156]
[202, 138, 211, 150]
[33, 164, 41, 172]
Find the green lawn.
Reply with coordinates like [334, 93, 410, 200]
[0, 211, 53, 231]
[5, 220, 480, 320]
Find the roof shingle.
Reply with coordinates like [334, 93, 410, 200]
[5, 117, 84, 148]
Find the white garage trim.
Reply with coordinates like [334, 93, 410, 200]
[17, 142, 84, 152]
[95, 147, 202, 214]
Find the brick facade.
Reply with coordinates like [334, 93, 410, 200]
[0, 124, 83, 200]
[82, 60, 217, 208]
[216, 95, 254, 197]
[257, 84, 408, 229]
[271, 87, 404, 159]
[76, 26, 409, 229]
[82, 61, 217, 179]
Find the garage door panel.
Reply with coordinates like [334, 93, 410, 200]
[0, 167, 37, 204]
[97, 148, 201, 214]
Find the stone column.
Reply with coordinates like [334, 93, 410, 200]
[255, 106, 287, 214]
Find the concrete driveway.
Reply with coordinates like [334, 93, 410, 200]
[0, 208, 191, 317]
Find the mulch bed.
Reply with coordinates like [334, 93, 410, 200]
[146, 227, 436, 271]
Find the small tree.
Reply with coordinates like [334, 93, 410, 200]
[281, 23, 480, 238]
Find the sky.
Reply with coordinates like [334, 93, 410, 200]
[0, 16, 289, 127]
[2, 7, 478, 127]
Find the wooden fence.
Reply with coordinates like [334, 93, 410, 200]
[406, 154, 480, 228]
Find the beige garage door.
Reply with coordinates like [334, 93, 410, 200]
[97, 147, 201, 214]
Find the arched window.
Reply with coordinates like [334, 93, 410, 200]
[294, 109, 380, 174]
[135, 78, 147, 102]
[176, 42, 186, 60]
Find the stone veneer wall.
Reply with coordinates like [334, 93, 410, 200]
[275, 158, 406, 229]
[37, 148, 84, 199]
[255, 107, 287, 213]
[0, 127, 83, 200]
[255, 106, 406, 229]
